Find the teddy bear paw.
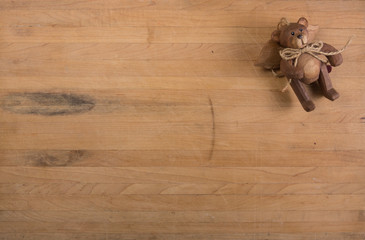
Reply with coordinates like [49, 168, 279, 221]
[324, 88, 340, 101]
[302, 100, 316, 112]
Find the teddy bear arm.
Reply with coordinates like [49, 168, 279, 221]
[280, 59, 304, 80]
[321, 43, 343, 67]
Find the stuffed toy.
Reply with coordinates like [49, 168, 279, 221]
[256, 17, 351, 112]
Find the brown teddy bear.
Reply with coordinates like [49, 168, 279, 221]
[255, 18, 319, 71]
[257, 17, 348, 112]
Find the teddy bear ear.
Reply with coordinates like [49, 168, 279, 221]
[277, 18, 289, 30]
[297, 17, 309, 27]
[271, 30, 281, 42]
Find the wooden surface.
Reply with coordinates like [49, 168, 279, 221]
[1, 0, 365, 239]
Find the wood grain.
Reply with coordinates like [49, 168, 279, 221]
[1, 150, 364, 167]
[0, 0, 364, 12]
[1, 167, 365, 184]
[1, 26, 364, 44]
[1, 0, 365, 239]
[1, 9, 364, 28]
[1, 210, 365, 222]
[2, 195, 365, 211]
[0, 233, 365, 240]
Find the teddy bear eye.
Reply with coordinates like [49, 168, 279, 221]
[299, 29, 303, 32]
[291, 32, 295, 35]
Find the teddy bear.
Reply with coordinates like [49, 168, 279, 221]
[256, 17, 347, 112]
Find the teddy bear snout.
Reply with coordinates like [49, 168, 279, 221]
[297, 34, 303, 39]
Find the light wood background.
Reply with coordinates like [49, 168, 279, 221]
[1, 0, 365, 239]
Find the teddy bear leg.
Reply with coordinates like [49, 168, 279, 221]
[318, 63, 340, 101]
[290, 78, 315, 112]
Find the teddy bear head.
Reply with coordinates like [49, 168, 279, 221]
[272, 17, 309, 49]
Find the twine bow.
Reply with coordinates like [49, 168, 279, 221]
[280, 41, 327, 67]
[278, 36, 353, 92]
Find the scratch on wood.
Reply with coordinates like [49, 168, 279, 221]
[208, 97, 216, 161]
[292, 167, 318, 177]
[1, 92, 95, 116]
[30, 150, 86, 167]
[14, 26, 32, 37]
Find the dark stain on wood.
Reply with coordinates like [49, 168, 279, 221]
[30, 150, 86, 167]
[358, 210, 365, 222]
[1, 92, 95, 116]
[147, 26, 155, 44]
